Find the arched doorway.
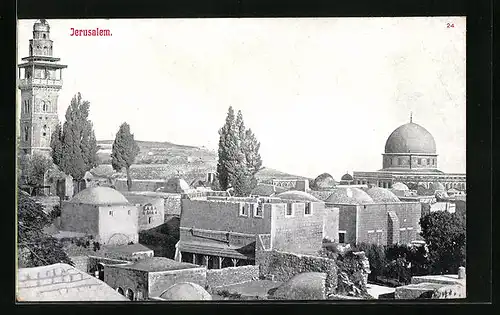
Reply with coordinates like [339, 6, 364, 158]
[126, 288, 134, 301]
[117, 287, 124, 295]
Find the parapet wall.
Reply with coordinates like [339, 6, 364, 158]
[256, 249, 338, 295]
[206, 265, 260, 288]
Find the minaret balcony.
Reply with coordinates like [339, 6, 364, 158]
[18, 77, 63, 89]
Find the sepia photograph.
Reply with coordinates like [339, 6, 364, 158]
[16, 17, 466, 302]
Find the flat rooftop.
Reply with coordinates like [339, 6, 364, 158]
[115, 257, 200, 272]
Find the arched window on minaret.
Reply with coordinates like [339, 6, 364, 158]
[46, 101, 51, 111]
[43, 46, 48, 55]
[29, 44, 33, 56]
[43, 33, 46, 39]
[24, 126, 29, 142]
[41, 100, 47, 112]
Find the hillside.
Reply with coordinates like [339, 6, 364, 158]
[93, 140, 306, 183]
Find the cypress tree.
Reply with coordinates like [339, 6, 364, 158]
[216, 107, 263, 196]
[111, 122, 140, 191]
[242, 128, 263, 189]
[55, 93, 97, 181]
[216, 106, 238, 191]
[50, 123, 63, 166]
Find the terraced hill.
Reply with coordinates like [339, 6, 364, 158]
[94, 140, 306, 183]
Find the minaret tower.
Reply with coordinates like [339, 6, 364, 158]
[18, 19, 67, 161]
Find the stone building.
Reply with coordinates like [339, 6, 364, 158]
[325, 187, 422, 245]
[176, 191, 331, 269]
[103, 257, 206, 301]
[122, 193, 165, 231]
[353, 118, 466, 191]
[60, 187, 139, 245]
[17, 19, 67, 177]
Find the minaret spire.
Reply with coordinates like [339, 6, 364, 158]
[410, 112, 413, 123]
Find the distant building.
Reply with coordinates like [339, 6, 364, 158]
[60, 187, 139, 245]
[122, 193, 165, 231]
[353, 118, 466, 191]
[17, 263, 128, 301]
[325, 187, 422, 245]
[176, 191, 332, 269]
[339, 173, 354, 186]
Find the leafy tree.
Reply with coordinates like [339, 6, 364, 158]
[242, 128, 263, 188]
[420, 211, 466, 274]
[24, 153, 52, 187]
[52, 93, 98, 181]
[111, 122, 140, 191]
[17, 191, 73, 268]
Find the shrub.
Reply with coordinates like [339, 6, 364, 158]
[355, 243, 387, 281]
[420, 211, 466, 274]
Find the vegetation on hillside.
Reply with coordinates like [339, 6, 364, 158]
[50, 93, 98, 180]
[17, 191, 73, 268]
[111, 122, 140, 191]
[217, 107, 263, 196]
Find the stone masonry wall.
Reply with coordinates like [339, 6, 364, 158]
[148, 268, 207, 298]
[104, 265, 149, 301]
[206, 265, 260, 288]
[69, 256, 90, 273]
[337, 205, 357, 244]
[271, 202, 325, 255]
[256, 249, 338, 294]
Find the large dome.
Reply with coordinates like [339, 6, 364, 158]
[70, 187, 130, 205]
[365, 187, 400, 203]
[385, 122, 436, 154]
[277, 190, 321, 202]
[159, 282, 212, 300]
[325, 187, 374, 205]
[312, 173, 336, 190]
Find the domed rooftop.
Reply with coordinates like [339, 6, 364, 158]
[160, 177, 191, 193]
[159, 282, 212, 301]
[391, 182, 409, 191]
[34, 19, 50, 31]
[69, 187, 130, 205]
[271, 272, 327, 300]
[312, 173, 336, 189]
[385, 122, 436, 154]
[277, 190, 321, 202]
[340, 173, 353, 181]
[365, 187, 400, 202]
[325, 187, 374, 205]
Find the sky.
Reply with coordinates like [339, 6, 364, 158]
[17, 17, 466, 179]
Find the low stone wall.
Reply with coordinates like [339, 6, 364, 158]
[256, 250, 338, 294]
[432, 284, 466, 299]
[69, 256, 90, 273]
[207, 265, 260, 288]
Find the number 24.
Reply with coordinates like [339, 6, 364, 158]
[447, 23, 455, 28]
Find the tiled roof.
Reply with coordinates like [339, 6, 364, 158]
[17, 263, 128, 301]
